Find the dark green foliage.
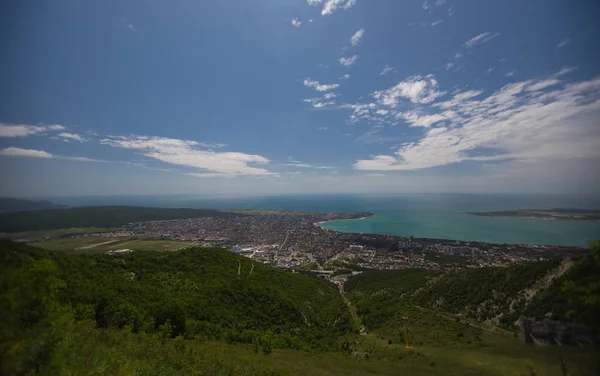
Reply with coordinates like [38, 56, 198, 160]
[525, 241, 600, 329]
[0, 206, 244, 232]
[0, 239, 354, 375]
[346, 269, 483, 346]
[412, 259, 562, 326]
[345, 269, 438, 294]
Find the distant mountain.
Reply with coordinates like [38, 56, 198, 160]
[0, 197, 67, 213]
[0, 205, 246, 232]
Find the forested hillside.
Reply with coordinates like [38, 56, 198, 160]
[346, 243, 600, 334]
[0, 206, 243, 232]
[0, 240, 353, 375]
[2, 240, 599, 375]
[411, 259, 563, 327]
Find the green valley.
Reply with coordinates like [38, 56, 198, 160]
[1, 239, 599, 375]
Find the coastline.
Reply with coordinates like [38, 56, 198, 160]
[465, 213, 600, 223]
[314, 215, 373, 228]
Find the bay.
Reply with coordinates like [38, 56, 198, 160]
[46, 193, 600, 247]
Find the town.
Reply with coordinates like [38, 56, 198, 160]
[103, 211, 588, 277]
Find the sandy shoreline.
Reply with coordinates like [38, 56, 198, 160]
[314, 216, 371, 228]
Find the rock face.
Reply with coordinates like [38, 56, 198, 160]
[519, 316, 599, 347]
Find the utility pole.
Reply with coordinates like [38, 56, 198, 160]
[238, 261, 241, 276]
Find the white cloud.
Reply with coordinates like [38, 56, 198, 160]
[304, 92, 339, 108]
[431, 19, 443, 26]
[350, 28, 364, 46]
[340, 74, 350, 80]
[423, 0, 447, 11]
[373, 75, 446, 106]
[303, 78, 340, 92]
[58, 156, 106, 163]
[307, 0, 357, 16]
[463, 32, 500, 48]
[0, 123, 65, 138]
[0, 147, 52, 158]
[444, 62, 455, 70]
[526, 79, 560, 92]
[285, 162, 333, 169]
[505, 71, 515, 77]
[127, 24, 137, 32]
[380, 65, 395, 75]
[58, 132, 86, 142]
[557, 66, 576, 76]
[304, 97, 337, 108]
[100, 135, 275, 176]
[318, 126, 328, 131]
[292, 18, 302, 28]
[557, 39, 570, 48]
[339, 55, 358, 67]
[187, 173, 239, 178]
[398, 111, 446, 127]
[367, 173, 385, 177]
[354, 69, 600, 171]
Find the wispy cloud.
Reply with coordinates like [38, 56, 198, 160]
[0, 123, 65, 138]
[0, 147, 52, 158]
[354, 69, 600, 171]
[380, 65, 395, 75]
[100, 135, 275, 177]
[373, 75, 446, 106]
[422, 0, 446, 10]
[0, 147, 106, 162]
[340, 74, 350, 80]
[58, 132, 86, 142]
[350, 28, 365, 46]
[303, 95, 337, 108]
[303, 78, 340, 92]
[339, 55, 358, 67]
[557, 38, 570, 48]
[292, 17, 302, 28]
[463, 32, 500, 48]
[307, 0, 357, 16]
[127, 23, 137, 32]
[431, 19, 443, 26]
[285, 162, 333, 169]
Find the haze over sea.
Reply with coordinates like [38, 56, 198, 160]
[46, 194, 600, 248]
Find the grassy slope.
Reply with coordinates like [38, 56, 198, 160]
[0, 206, 243, 232]
[1, 240, 354, 351]
[2, 241, 598, 375]
[344, 267, 598, 375]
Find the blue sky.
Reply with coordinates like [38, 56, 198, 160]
[1, 0, 599, 197]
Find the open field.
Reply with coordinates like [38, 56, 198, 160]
[29, 237, 197, 253]
[29, 237, 130, 251]
[102, 239, 198, 252]
[168, 333, 599, 376]
[1, 227, 119, 239]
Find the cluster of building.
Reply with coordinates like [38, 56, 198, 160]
[113, 211, 586, 273]
[442, 245, 480, 255]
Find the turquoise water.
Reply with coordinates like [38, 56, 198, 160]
[47, 194, 600, 247]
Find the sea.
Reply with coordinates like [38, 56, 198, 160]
[44, 194, 600, 248]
